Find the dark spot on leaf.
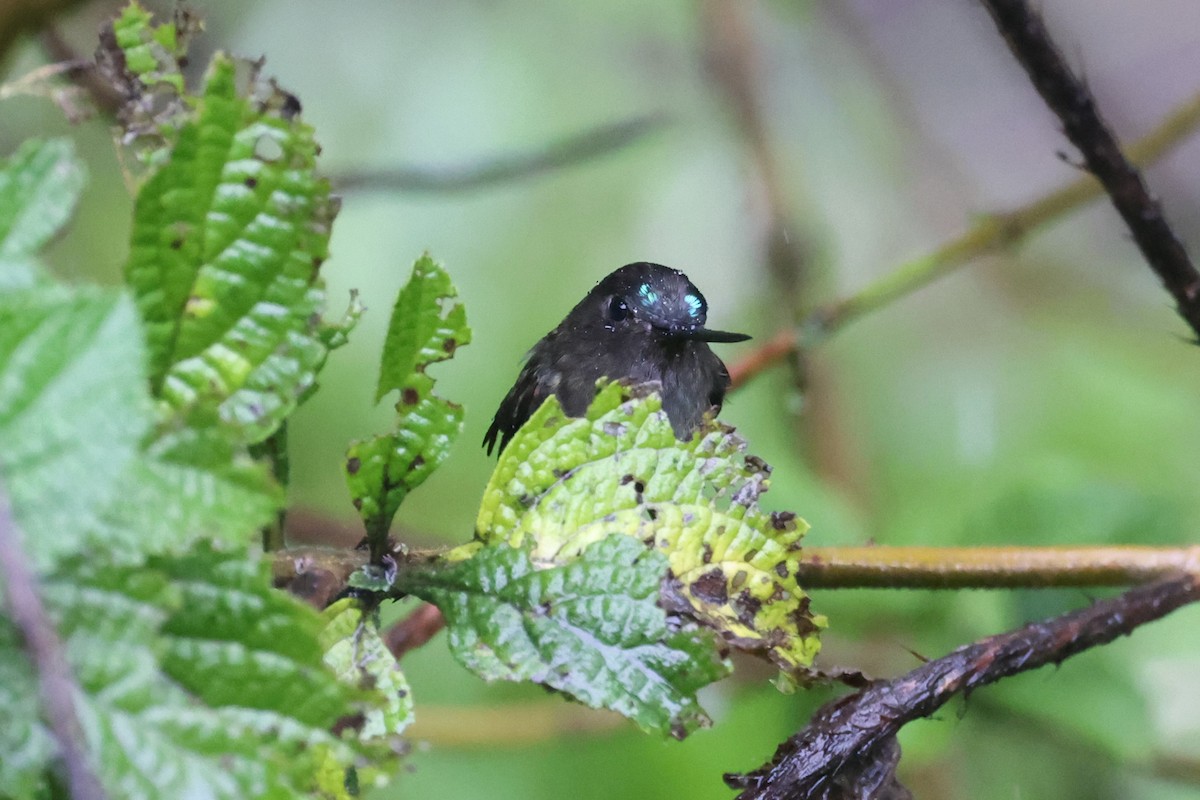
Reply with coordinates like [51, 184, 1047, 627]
[775, 562, 789, 579]
[170, 237, 184, 250]
[280, 91, 302, 119]
[603, 421, 627, 438]
[519, 494, 534, 508]
[346, 457, 361, 474]
[603, 513, 616, 523]
[730, 570, 748, 591]
[244, 176, 258, 189]
[770, 511, 797, 532]
[620, 474, 634, 485]
[645, 508, 658, 522]
[691, 569, 728, 605]
[702, 544, 713, 564]
[633, 480, 645, 494]
[331, 712, 366, 737]
[743, 548, 758, 562]
[443, 338, 456, 353]
[745, 455, 771, 474]
[682, 511, 694, 525]
[791, 606, 821, 637]
[401, 388, 419, 405]
[736, 590, 763, 626]
[732, 479, 760, 507]
[409, 454, 425, 472]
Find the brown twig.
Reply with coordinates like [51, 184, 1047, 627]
[383, 602, 445, 660]
[725, 571, 1200, 799]
[980, 0, 1200, 341]
[332, 114, 668, 194]
[0, 484, 106, 800]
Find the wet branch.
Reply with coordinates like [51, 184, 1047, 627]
[980, 0, 1200, 340]
[726, 571, 1200, 799]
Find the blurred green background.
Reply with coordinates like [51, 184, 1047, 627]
[6, 1, 1200, 797]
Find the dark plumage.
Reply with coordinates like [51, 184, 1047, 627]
[484, 262, 750, 455]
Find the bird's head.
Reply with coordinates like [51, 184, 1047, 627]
[589, 262, 750, 343]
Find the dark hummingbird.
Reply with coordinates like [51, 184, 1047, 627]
[484, 262, 750, 455]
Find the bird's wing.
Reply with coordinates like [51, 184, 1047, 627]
[483, 357, 553, 456]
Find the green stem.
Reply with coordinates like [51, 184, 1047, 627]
[796, 545, 1200, 589]
[811, 90, 1200, 340]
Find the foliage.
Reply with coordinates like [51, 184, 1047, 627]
[402, 536, 729, 738]
[345, 255, 470, 556]
[0, 7, 396, 798]
[475, 382, 825, 677]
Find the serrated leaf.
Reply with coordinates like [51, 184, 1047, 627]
[0, 287, 151, 569]
[0, 547, 384, 800]
[401, 536, 729, 738]
[476, 382, 825, 674]
[346, 255, 470, 551]
[125, 54, 342, 447]
[375, 253, 471, 402]
[346, 396, 464, 543]
[321, 599, 414, 740]
[0, 139, 85, 289]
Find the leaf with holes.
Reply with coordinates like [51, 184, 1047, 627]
[476, 382, 825, 676]
[345, 255, 470, 551]
[320, 599, 414, 742]
[124, 53, 348, 448]
[401, 535, 728, 738]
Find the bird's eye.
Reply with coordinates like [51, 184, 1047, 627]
[608, 297, 629, 321]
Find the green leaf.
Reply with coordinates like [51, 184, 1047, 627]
[374, 253, 471, 402]
[401, 536, 728, 739]
[346, 255, 470, 550]
[0, 139, 85, 289]
[321, 599, 414, 740]
[0, 287, 151, 570]
[476, 382, 825, 675]
[125, 54, 342, 447]
[0, 547, 383, 799]
[109, 2, 186, 93]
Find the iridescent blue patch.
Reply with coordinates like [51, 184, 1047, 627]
[683, 293, 703, 318]
[637, 283, 659, 307]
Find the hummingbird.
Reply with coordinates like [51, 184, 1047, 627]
[484, 262, 750, 455]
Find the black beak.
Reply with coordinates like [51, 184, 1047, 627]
[677, 326, 751, 343]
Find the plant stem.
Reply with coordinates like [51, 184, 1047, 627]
[729, 90, 1200, 387]
[797, 545, 1200, 589]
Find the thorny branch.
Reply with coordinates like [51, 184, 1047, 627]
[0, 484, 106, 800]
[980, 0, 1200, 340]
[725, 572, 1200, 799]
